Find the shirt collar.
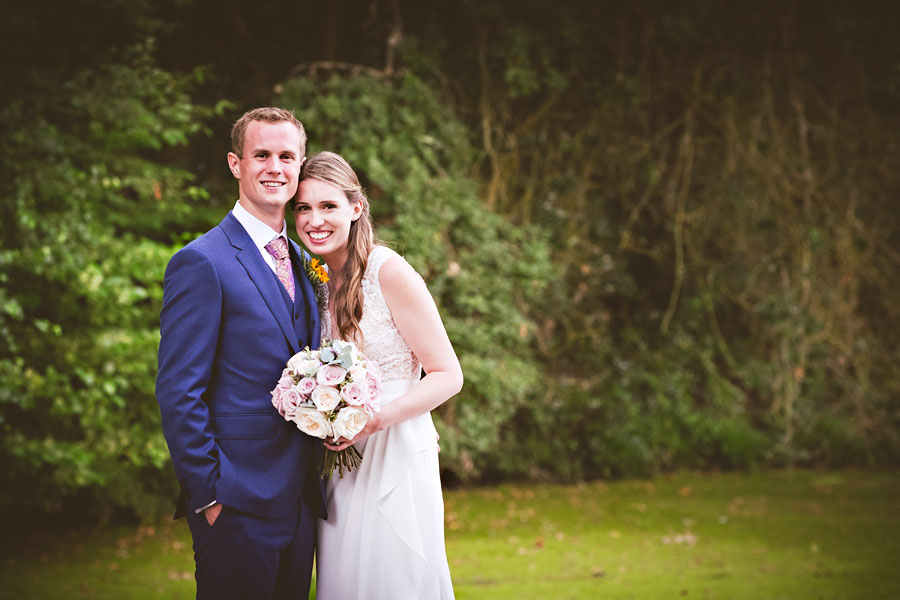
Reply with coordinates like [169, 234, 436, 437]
[232, 200, 288, 250]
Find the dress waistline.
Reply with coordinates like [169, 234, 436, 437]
[379, 379, 418, 404]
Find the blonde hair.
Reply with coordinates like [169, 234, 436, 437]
[299, 151, 376, 344]
[231, 107, 307, 158]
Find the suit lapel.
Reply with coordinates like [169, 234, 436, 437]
[220, 213, 300, 354]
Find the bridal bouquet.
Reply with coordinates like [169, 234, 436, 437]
[271, 339, 382, 479]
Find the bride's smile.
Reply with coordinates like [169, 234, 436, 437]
[293, 177, 362, 266]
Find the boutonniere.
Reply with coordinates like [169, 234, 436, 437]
[301, 255, 329, 307]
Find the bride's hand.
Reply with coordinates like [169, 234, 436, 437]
[323, 436, 354, 451]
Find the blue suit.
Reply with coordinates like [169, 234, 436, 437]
[156, 212, 325, 598]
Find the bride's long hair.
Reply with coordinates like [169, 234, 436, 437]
[298, 151, 377, 345]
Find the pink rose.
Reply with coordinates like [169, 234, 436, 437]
[271, 385, 285, 414]
[296, 377, 317, 397]
[311, 385, 341, 412]
[281, 387, 304, 418]
[340, 381, 369, 407]
[366, 360, 382, 383]
[317, 364, 347, 387]
[366, 374, 382, 408]
[278, 368, 294, 390]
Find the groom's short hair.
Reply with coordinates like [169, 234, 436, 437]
[231, 107, 307, 158]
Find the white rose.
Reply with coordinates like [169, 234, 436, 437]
[288, 355, 320, 377]
[291, 407, 333, 439]
[332, 407, 368, 440]
[311, 385, 341, 412]
[347, 365, 368, 383]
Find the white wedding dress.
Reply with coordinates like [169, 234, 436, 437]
[315, 245, 454, 600]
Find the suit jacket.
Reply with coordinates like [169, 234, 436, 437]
[156, 212, 326, 519]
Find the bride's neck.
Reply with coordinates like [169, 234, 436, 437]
[328, 274, 343, 294]
[324, 250, 348, 279]
[324, 247, 351, 290]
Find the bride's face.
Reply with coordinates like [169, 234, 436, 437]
[293, 178, 362, 263]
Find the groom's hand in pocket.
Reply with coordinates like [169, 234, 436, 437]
[204, 503, 223, 526]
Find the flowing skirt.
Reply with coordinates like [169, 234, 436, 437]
[316, 379, 454, 600]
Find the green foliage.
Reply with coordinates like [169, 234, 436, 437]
[498, 335, 773, 482]
[277, 72, 554, 481]
[0, 41, 220, 518]
[403, 1, 900, 478]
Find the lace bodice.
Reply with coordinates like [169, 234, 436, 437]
[321, 245, 423, 382]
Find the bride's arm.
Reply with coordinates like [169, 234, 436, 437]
[327, 255, 462, 449]
[377, 255, 464, 425]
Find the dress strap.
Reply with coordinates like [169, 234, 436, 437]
[365, 245, 397, 282]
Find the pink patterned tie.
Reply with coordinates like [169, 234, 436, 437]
[265, 237, 295, 302]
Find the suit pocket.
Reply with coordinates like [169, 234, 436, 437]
[210, 414, 276, 440]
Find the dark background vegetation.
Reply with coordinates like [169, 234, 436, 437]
[2, 0, 898, 525]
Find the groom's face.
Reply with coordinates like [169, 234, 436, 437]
[227, 120, 304, 219]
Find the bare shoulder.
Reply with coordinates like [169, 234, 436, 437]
[377, 252, 426, 291]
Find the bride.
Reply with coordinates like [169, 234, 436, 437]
[292, 151, 462, 599]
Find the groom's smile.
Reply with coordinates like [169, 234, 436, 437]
[227, 119, 303, 230]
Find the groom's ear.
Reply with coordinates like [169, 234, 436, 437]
[227, 152, 241, 179]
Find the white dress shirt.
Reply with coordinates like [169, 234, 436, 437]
[232, 200, 290, 273]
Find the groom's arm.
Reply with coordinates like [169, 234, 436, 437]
[156, 246, 222, 513]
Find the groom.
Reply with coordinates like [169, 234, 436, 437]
[156, 107, 325, 599]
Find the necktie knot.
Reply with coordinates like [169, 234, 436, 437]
[265, 237, 290, 261]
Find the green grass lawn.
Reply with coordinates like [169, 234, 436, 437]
[1, 470, 897, 599]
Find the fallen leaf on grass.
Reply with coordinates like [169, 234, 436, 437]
[661, 533, 698, 546]
[167, 570, 192, 580]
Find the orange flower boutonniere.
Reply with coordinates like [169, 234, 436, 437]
[309, 258, 330, 284]
[302, 255, 329, 307]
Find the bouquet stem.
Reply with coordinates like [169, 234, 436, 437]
[322, 446, 363, 480]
